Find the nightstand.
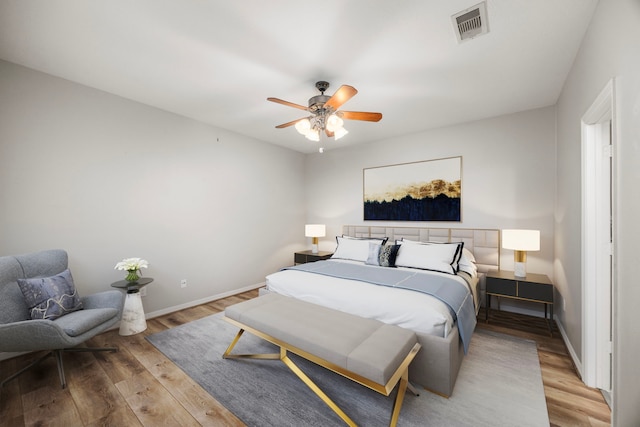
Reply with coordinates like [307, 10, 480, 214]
[294, 250, 333, 265]
[485, 270, 554, 336]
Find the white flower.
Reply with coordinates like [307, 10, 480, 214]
[114, 257, 149, 271]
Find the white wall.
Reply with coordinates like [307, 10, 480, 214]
[305, 106, 557, 284]
[555, 0, 640, 424]
[0, 60, 306, 315]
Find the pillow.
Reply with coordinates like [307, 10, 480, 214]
[378, 244, 401, 267]
[332, 236, 373, 262]
[332, 236, 388, 262]
[398, 239, 465, 272]
[341, 235, 389, 245]
[17, 268, 83, 320]
[365, 242, 382, 265]
[365, 242, 401, 267]
[458, 248, 478, 276]
[395, 241, 463, 274]
[461, 247, 476, 263]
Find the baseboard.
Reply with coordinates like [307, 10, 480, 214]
[555, 315, 583, 380]
[143, 281, 265, 320]
[0, 282, 265, 362]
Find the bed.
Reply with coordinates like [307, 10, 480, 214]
[265, 225, 500, 397]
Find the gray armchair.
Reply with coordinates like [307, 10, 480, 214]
[0, 249, 124, 388]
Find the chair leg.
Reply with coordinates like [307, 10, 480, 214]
[0, 346, 118, 389]
[56, 347, 118, 389]
[0, 351, 54, 388]
[53, 350, 66, 389]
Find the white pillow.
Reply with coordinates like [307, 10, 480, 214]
[395, 241, 463, 274]
[365, 242, 382, 265]
[461, 247, 475, 262]
[398, 239, 464, 272]
[332, 236, 381, 262]
[341, 235, 388, 245]
[458, 248, 478, 277]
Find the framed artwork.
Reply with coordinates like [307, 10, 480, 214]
[363, 156, 461, 221]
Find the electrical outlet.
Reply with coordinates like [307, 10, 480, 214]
[139, 286, 147, 297]
[180, 279, 187, 288]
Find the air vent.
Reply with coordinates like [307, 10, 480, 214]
[452, 2, 489, 43]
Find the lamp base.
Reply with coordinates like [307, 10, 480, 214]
[514, 261, 527, 278]
[311, 237, 319, 254]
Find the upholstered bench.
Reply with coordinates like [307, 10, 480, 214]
[223, 292, 421, 427]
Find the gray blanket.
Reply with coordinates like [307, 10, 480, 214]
[284, 260, 476, 353]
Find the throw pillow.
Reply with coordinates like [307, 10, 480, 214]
[378, 244, 401, 267]
[365, 242, 382, 266]
[17, 268, 83, 320]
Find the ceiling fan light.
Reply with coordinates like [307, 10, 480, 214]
[325, 114, 343, 132]
[334, 126, 348, 140]
[295, 118, 311, 135]
[306, 128, 320, 141]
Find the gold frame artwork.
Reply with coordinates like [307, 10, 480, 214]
[363, 156, 462, 221]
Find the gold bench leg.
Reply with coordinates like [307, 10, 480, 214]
[389, 369, 409, 427]
[223, 329, 280, 360]
[280, 347, 357, 427]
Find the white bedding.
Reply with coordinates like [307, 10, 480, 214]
[265, 259, 478, 338]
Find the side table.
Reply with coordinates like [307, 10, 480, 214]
[294, 250, 333, 265]
[485, 270, 554, 336]
[111, 277, 154, 336]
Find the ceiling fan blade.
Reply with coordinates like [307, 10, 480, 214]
[324, 85, 357, 111]
[340, 111, 383, 122]
[275, 117, 307, 129]
[267, 97, 308, 111]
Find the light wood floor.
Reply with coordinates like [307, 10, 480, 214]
[0, 290, 611, 426]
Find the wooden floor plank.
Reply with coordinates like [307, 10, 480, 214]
[85, 332, 148, 385]
[153, 310, 196, 329]
[115, 370, 201, 427]
[17, 352, 63, 393]
[129, 326, 244, 426]
[0, 358, 24, 423]
[180, 303, 218, 319]
[22, 385, 83, 427]
[84, 405, 143, 427]
[545, 385, 611, 422]
[65, 349, 139, 426]
[147, 357, 244, 427]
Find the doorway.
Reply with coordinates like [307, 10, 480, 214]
[581, 79, 615, 404]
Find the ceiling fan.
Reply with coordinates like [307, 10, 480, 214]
[267, 81, 382, 142]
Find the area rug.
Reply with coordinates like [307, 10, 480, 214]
[147, 313, 549, 426]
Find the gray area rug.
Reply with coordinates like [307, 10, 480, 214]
[147, 313, 549, 426]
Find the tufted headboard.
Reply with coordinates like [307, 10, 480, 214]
[342, 225, 500, 273]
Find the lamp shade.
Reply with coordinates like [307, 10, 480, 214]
[305, 224, 326, 237]
[502, 229, 540, 251]
[295, 118, 311, 135]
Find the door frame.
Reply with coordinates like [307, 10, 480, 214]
[581, 79, 616, 392]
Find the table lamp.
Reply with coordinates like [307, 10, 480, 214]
[502, 229, 540, 278]
[305, 224, 326, 254]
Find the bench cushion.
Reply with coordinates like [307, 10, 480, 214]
[225, 293, 418, 385]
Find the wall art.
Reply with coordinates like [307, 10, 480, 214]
[363, 156, 461, 221]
